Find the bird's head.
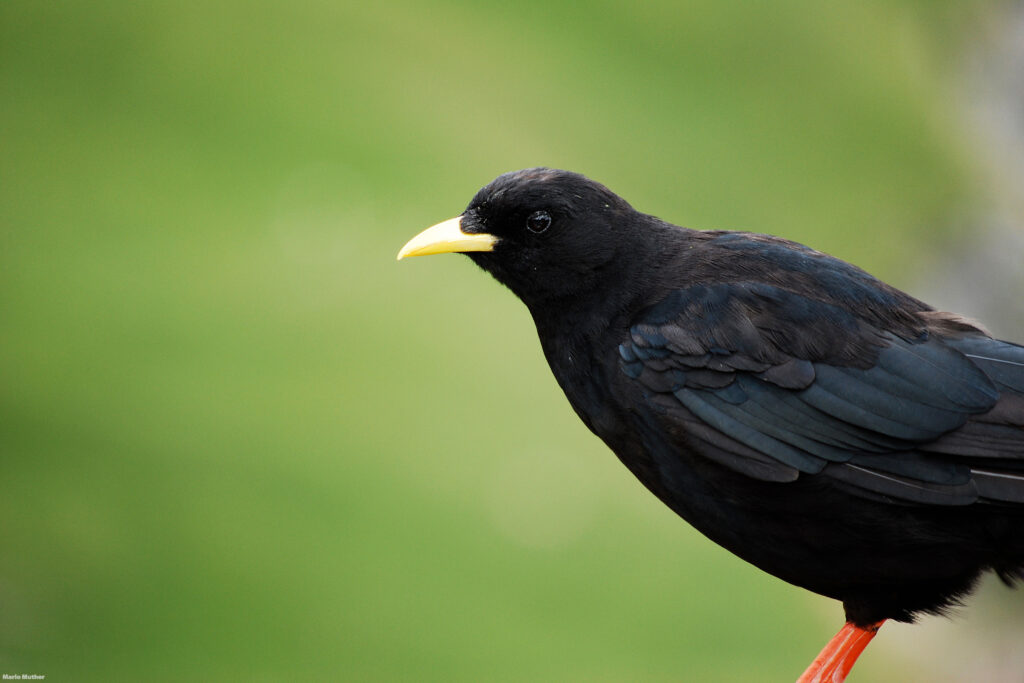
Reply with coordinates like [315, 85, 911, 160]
[398, 168, 641, 307]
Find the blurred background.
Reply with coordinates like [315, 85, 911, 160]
[2, 1, 1023, 680]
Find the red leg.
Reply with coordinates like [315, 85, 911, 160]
[795, 620, 885, 683]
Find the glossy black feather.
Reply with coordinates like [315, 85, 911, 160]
[442, 168, 1024, 625]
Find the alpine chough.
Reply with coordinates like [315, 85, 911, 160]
[398, 168, 1024, 681]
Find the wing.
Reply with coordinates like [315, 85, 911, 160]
[617, 282, 1024, 505]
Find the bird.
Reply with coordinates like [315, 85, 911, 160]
[397, 168, 1024, 682]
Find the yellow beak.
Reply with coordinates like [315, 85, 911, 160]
[397, 216, 498, 260]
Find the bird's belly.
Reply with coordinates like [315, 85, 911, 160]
[599, 424, 1003, 615]
[555, 348, 1015, 620]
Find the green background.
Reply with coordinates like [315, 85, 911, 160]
[2, 1, 1021, 681]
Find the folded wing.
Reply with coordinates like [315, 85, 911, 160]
[618, 282, 1024, 505]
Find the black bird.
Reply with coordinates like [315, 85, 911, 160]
[398, 168, 1024, 681]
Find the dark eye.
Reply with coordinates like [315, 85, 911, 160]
[526, 210, 552, 234]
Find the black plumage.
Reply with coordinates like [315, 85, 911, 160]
[400, 168, 1024, 638]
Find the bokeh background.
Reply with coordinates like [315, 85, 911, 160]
[3, 1, 1023, 681]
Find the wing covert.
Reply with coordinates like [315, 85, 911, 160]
[618, 282, 1021, 505]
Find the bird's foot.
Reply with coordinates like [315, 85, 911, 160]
[795, 620, 885, 683]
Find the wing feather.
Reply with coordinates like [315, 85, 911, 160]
[619, 282, 1024, 505]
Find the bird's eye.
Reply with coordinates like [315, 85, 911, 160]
[526, 210, 552, 234]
